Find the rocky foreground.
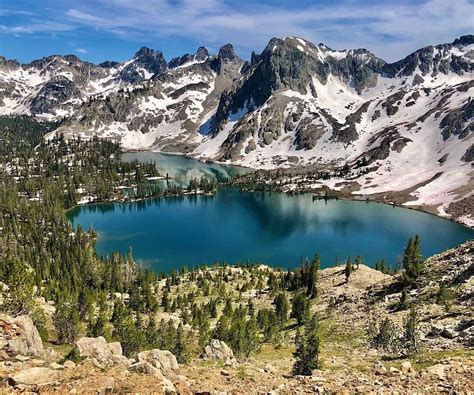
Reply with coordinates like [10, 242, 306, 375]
[0, 241, 473, 393]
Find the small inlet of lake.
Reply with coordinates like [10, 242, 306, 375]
[67, 153, 474, 273]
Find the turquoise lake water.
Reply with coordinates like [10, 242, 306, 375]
[67, 153, 473, 273]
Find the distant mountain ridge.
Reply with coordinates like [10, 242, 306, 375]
[0, 35, 473, 224]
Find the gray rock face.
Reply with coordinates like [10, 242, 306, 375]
[440, 100, 473, 140]
[169, 47, 209, 68]
[74, 336, 124, 363]
[129, 361, 176, 393]
[212, 37, 384, 135]
[195, 46, 210, 61]
[382, 35, 474, 78]
[0, 314, 44, 358]
[461, 144, 474, 162]
[99, 60, 120, 68]
[137, 349, 179, 376]
[203, 339, 236, 366]
[329, 48, 385, 92]
[30, 75, 81, 114]
[120, 47, 167, 83]
[9, 367, 59, 387]
[210, 43, 243, 77]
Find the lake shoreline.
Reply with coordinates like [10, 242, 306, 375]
[65, 183, 473, 232]
[66, 185, 473, 272]
[129, 150, 472, 229]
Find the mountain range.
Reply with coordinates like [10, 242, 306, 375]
[0, 35, 473, 224]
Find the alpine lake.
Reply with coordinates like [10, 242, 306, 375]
[67, 152, 474, 273]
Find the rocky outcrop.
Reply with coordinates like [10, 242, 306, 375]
[0, 314, 44, 358]
[74, 336, 128, 365]
[128, 361, 176, 392]
[169, 47, 209, 68]
[129, 349, 183, 393]
[461, 144, 474, 162]
[8, 367, 59, 387]
[203, 339, 237, 366]
[120, 47, 167, 83]
[136, 349, 179, 376]
[382, 35, 474, 78]
[30, 75, 81, 114]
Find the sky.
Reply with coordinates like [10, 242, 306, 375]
[0, 0, 473, 64]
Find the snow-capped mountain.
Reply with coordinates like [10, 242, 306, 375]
[0, 46, 170, 119]
[0, 35, 473, 224]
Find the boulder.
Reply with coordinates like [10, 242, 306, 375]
[374, 363, 387, 375]
[203, 339, 237, 366]
[74, 337, 123, 363]
[426, 364, 447, 379]
[429, 324, 444, 336]
[0, 314, 44, 358]
[440, 328, 459, 339]
[9, 367, 59, 387]
[137, 349, 179, 376]
[63, 360, 76, 369]
[401, 361, 415, 374]
[129, 361, 176, 393]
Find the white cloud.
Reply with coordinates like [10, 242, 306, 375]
[2, 0, 473, 61]
[62, 0, 473, 61]
[75, 48, 87, 54]
[0, 21, 73, 34]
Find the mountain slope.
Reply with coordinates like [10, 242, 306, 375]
[0, 36, 472, 224]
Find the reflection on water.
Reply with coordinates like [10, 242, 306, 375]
[122, 152, 249, 185]
[68, 187, 474, 273]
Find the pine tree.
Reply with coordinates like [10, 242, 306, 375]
[399, 289, 408, 310]
[214, 315, 230, 341]
[274, 293, 289, 324]
[0, 257, 34, 316]
[161, 290, 170, 312]
[402, 235, 423, 285]
[175, 323, 191, 364]
[345, 258, 353, 283]
[291, 293, 310, 326]
[354, 256, 362, 270]
[54, 303, 81, 344]
[243, 316, 261, 358]
[307, 254, 320, 298]
[436, 284, 454, 312]
[403, 307, 419, 353]
[292, 314, 321, 375]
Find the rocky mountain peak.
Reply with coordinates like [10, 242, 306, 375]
[195, 46, 209, 61]
[98, 60, 120, 68]
[134, 46, 157, 58]
[120, 46, 167, 82]
[452, 35, 474, 47]
[218, 44, 238, 61]
[168, 46, 210, 69]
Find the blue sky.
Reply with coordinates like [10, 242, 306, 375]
[0, 0, 472, 64]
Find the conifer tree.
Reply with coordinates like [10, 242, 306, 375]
[292, 314, 321, 375]
[399, 289, 408, 310]
[175, 323, 191, 363]
[54, 303, 81, 344]
[354, 256, 362, 270]
[274, 293, 289, 324]
[402, 235, 423, 284]
[403, 307, 419, 353]
[291, 293, 310, 326]
[0, 257, 34, 316]
[307, 254, 320, 298]
[345, 258, 353, 283]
